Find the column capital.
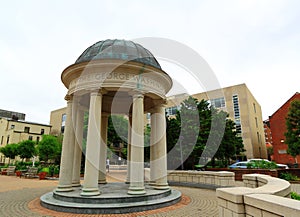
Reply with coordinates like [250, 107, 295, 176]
[148, 100, 167, 114]
[89, 88, 108, 96]
[129, 89, 146, 99]
[64, 94, 73, 102]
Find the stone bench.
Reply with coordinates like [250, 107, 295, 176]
[217, 173, 300, 217]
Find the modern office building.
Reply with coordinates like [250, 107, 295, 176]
[166, 83, 267, 160]
[269, 92, 300, 165]
[51, 83, 267, 160]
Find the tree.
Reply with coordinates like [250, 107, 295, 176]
[166, 96, 245, 170]
[37, 135, 61, 162]
[0, 143, 19, 164]
[107, 115, 128, 145]
[215, 116, 245, 167]
[285, 100, 300, 163]
[144, 124, 151, 162]
[18, 140, 36, 161]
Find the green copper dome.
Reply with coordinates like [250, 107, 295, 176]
[75, 39, 162, 70]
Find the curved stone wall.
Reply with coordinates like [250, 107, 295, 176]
[217, 174, 300, 217]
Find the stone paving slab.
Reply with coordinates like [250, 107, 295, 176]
[0, 174, 219, 216]
[1, 173, 300, 217]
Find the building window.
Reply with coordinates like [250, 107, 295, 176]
[61, 114, 66, 127]
[210, 97, 226, 109]
[278, 149, 287, 154]
[6, 136, 10, 144]
[41, 129, 44, 135]
[61, 126, 65, 134]
[166, 106, 180, 116]
[253, 103, 256, 113]
[24, 127, 30, 133]
[255, 117, 258, 128]
[36, 136, 40, 143]
[232, 95, 242, 133]
[1, 136, 3, 145]
[11, 125, 15, 129]
[29, 136, 33, 140]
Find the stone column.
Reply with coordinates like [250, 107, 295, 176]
[126, 116, 132, 183]
[99, 114, 108, 184]
[56, 95, 75, 192]
[153, 105, 169, 190]
[72, 104, 84, 187]
[128, 92, 146, 195]
[150, 109, 157, 186]
[81, 91, 102, 196]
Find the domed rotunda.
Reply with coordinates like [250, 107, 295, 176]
[41, 39, 181, 214]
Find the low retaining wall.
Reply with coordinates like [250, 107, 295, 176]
[217, 174, 300, 217]
[206, 168, 279, 181]
[167, 170, 235, 188]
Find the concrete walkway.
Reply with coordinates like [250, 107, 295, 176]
[2, 172, 298, 217]
[0, 173, 219, 217]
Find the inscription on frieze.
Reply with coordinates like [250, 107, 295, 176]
[72, 72, 165, 91]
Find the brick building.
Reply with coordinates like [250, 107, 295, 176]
[263, 120, 273, 160]
[269, 92, 300, 165]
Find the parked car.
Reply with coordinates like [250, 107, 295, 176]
[247, 159, 289, 169]
[228, 161, 249, 169]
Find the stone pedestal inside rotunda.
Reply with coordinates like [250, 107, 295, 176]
[40, 39, 181, 214]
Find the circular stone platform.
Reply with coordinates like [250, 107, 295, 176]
[40, 183, 181, 214]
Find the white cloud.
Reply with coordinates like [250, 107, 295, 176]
[0, 0, 299, 123]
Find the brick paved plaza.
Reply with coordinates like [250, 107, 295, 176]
[0, 172, 219, 217]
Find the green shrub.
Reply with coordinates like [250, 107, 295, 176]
[291, 192, 300, 200]
[248, 161, 277, 169]
[279, 172, 299, 181]
[14, 161, 33, 170]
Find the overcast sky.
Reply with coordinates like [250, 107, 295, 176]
[1, 0, 299, 124]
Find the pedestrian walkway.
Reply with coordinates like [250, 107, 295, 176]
[0, 173, 219, 217]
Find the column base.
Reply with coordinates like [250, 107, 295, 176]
[154, 183, 169, 190]
[127, 186, 146, 195]
[81, 187, 100, 196]
[98, 180, 107, 184]
[72, 181, 81, 187]
[55, 184, 73, 192]
[149, 181, 156, 186]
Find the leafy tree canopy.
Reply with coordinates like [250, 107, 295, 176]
[37, 134, 61, 162]
[285, 100, 300, 161]
[18, 140, 36, 160]
[108, 115, 128, 145]
[0, 143, 19, 162]
[166, 96, 245, 169]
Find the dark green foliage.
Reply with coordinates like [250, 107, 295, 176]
[0, 143, 19, 164]
[285, 100, 300, 161]
[14, 161, 33, 170]
[291, 192, 300, 200]
[107, 115, 128, 145]
[166, 96, 245, 169]
[215, 115, 245, 166]
[279, 172, 299, 181]
[18, 140, 36, 160]
[37, 135, 61, 162]
[246, 161, 277, 169]
[144, 124, 151, 162]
